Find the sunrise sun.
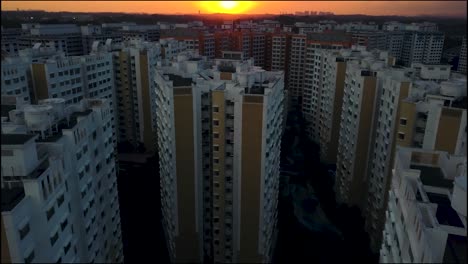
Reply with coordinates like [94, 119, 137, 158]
[220, 1, 237, 10]
[199, 1, 255, 14]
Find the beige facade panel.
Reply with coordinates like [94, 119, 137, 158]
[220, 72, 233, 81]
[397, 101, 417, 147]
[238, 99, 263, 263]
[326, 61, 346, 163]
[139, 52, 156, 153]
[31, 64, 48, 103]
[435, 108, 462, 154]
[352, 76, 377, 208]
[173, 92, 200, 262]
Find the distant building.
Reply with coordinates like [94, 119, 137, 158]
[161, 28, 215, 59]
[1, 56, 33, 104]
[1, 27, 22, 55]
[18, 24, 84, 56]
[458, 36, 467, 75]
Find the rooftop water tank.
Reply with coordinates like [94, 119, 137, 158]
[24, 104, 54, 131]
[39, 98, 66, 121]
[9, 110, 25, 125]
[440, 81, 467, 97]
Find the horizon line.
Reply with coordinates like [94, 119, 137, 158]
[2, 9, 467, 18]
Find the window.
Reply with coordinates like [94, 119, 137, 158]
[213, 120, 220, 126]
[213, 133, 219, 139]
[57, 194, 65, 207]
[398, 132, 405, 140]
[213, 106, 219, 113]
[24, 250, 35, 263]
[46, 206, 55, 221]
[64, 242, 71, 254]
[61, 219, 68, 231]
[19, 223, 30, 240]
[400, 119, 407, 126]
[213, 145, 219, 152]
[50, 232, 59, 246]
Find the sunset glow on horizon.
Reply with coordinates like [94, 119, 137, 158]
[1, 1, 466, 17]
[199, 1, 256, 14]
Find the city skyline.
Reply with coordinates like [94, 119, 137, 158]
[1, 6, 466, 264]
[2, 1, 467, 17]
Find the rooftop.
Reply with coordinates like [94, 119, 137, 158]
[411, 165, 454, 189]
[36, 109, 93, 142]
[1, 187, 25, 212]
[1, 134, 36, 145]
[166, 74, 192, 87]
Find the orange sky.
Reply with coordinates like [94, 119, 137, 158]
[1, 1, 466, 17]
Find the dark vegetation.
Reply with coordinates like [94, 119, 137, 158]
[274, 109, 378, 264]
[117, 154, 170, 263]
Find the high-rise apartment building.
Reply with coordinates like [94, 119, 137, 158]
[30, 50, 114, 106]
[1, 27, 22, 55]
[364, 69, 467, 250]
[334, 53, 394, 207]
[1, 98, 123, 263]
[119, 25, 160, 43]
[318, 47, 395, 164]
[400, 31, 444, 67]
[161, 28, 215, 59]
[1, 57, 33, 104]
[301, 32, 352, 140]
[155, 51, 284, 263]
[112, 40, 162, 153]
[459, 36, 467, 75]
[379, 147, 466, 263]
[348, 30, 444, 67]
[266, 33, 291, 72]
[288, 34, 307, 105]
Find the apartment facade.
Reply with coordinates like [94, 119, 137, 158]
[459, 36, 467, 75]
[400, 31, 444, 67]
[301, 32, 352, 140]
[161, 28, 215, 59]
[334, 56, 390, 207]
[112, 40, 162, 153]
[30, 52, 114, 105]
[380, 147, 466, 263]
[1, 27, 22, 55]
[18, 24, 84, 56]
[318, 48, 394, 164]
[1, 57, 33, 104]
[363, 66, 467, 250]
[155, 52, 285, 263]
[1, 98, 123, 263]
